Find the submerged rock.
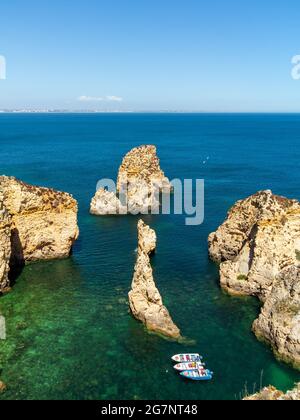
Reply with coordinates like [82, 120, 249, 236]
[0, 176, 79, 292]
[90, 145, 172, 215]
[128, 220, 181, 339]
[0, 380, 7, 393]
[209, 190, 300, 367]
[244, 383, 300, 400]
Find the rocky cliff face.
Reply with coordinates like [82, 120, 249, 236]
[209, 190, 300, 367]
[244, 383, 300, 400]
[128, 220, 181, 339]
[0, 195, 11, 292]
[0, 176, 79, 292]
[253, 266, 300, 367]
[90, 145, 172, 215]
[209, 190, 300, 300]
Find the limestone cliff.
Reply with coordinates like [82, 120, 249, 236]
[253, 266, 300, 367]
[90, 145, 172, 215]
[244, 383, 300, 400]
[209, 190, 300, 367]
[0, 196, 11, 292]
[128, 220, 181, 339]
[209, 190, 300, 300]
[0, 176, 79, 292]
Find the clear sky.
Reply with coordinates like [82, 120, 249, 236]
[0, 0, 300, 111]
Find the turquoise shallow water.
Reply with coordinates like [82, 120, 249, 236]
[0, 113, 299, 400]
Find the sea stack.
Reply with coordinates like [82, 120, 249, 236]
[129, 220, 181, 339]
[0, 176, 79, 292]
[90, 188, 126, 216]
[209, 190, 300, 367]
[90, 145, 172, 215]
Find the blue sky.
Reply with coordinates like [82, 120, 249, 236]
[0, 0, 300, 111]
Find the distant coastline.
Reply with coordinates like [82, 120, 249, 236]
[1, 110, 300, 114]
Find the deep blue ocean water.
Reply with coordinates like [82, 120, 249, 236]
[0, 113, 299, 400]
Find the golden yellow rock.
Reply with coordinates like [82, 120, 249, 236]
[244, 383, 300, 400]
[0, 380, 7, 393]
[129, 220, 181, 339]
[0, 176, 79, 292]
[209, 190, 300, 368]
[0, 194, 12, 292]
[90, 145, 172, 215]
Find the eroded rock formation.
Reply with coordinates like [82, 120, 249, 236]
[253, 266, 300, 367]
[128, 220, 181, 339]
[0, 176, 79, 292]
[90, 188, 126, 215]
[244, 383, 300, 400]
[0, 195, 11, 292]
[209, 190, 300, 367]
[90, 145, 172, 215]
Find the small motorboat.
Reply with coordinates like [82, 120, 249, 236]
[171, 354, 202, 363]
[173, 361, 205, 371]
[180, 369, 213, 381]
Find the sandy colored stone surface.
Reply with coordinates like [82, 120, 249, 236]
[0, 195, 11, 292]
[209, 190, 300, 367]
[253, 266, 300, 368]
[0, 380, 7, 393]
[90, 145, 172, 215]
[244, 383, 300, 400]
[128, 220, 181, 339]
[0, 176, 79, 292]
[90, 188, 127, 215]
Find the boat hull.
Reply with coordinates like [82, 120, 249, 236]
[173, 362, 205, 371]
[171, 354, 202, 363]
[180, 370, 213, 381]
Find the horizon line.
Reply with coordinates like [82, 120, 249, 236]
[1, 110, 300, 115]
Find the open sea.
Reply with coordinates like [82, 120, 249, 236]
[0, 113, 299, 400]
